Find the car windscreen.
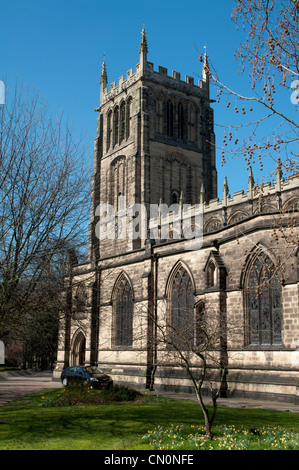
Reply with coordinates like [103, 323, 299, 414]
[84, 367, 104, 374]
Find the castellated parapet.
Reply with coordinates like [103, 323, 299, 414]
[98, 60, 209, 108]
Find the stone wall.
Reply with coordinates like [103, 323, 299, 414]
[54, 35, 299, 404]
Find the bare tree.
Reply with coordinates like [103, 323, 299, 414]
[0, 81, 91, 344]
[140, 299, 235, 440]
[200, 0, 298, 180]
[196, 0, 299, 282]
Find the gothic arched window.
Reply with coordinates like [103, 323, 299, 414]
[156, 96, 164, 134]
[113, 106, 119, 146]
[178, 102, 184, 139]
[167, 99, 174, 137]
[169, 265, 195, 346]
[126, 97, 132, 139]
[112, 274, 133, 347]
[110, 156, 126, 209]
[171, 189, 179, 205]
[107, 110, 112, 150]
[188, 103, 196, 142]
[119, 101, 126, 143]
[207, 261, 216, 287]
[74, 284, 87, 316]
[244, 251, 282, 345]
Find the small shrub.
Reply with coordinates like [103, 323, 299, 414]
[101, 385, 142, 402]
[41, 383, 141, 407]
[42, 383, 99, 407]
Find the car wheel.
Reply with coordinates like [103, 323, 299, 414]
[62, 377, 68, 386]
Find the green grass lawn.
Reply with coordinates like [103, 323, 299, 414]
[0, 388, 299, 450]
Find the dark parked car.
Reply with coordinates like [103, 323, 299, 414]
[61, 366, 113, 389]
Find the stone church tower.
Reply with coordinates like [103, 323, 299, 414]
[55, 30, 299, 405]
[88, 29, 217, 261]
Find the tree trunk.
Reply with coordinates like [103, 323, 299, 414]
[195, 388, 214, 440]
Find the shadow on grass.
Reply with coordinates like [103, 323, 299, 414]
[0, 388, 298, 450]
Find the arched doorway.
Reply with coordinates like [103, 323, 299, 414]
[71, 331, 86, 366]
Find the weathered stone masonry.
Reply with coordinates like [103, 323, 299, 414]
[54, 30, 299, 404]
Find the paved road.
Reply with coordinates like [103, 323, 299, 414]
[0, 371, 61, 407]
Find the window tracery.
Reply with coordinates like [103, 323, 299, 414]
[119, 101, 126, 143]
[112, 274, 133, 347]
[178, 102, 184, 139]
[126, 97, 132, 139]
[113, 106, 119, 146]
[167, 99, 174, 137]
[168, 265, 195, 346]
[244, 251, 282, 345]
[107, 109, 112, 150]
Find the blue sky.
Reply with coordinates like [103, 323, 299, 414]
[0, 0, 296, 198]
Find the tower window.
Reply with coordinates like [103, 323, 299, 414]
[119, 102, 126, 143]
[156, 96, 164, 134]
[178, 102, 184, 139]
[171, 190, 180, 205]
[111, 156, 126, 209]
[113, 106, 119, 146]
[126, 97, 132, 139]
[107, 110, 112, 150]
[188, 104, 196, 142]
[167, 99, 174, 137]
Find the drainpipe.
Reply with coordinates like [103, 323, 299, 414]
[219, 266, 228, 398]
[146, 246, 158, 390]
[150, 253, 158, 391]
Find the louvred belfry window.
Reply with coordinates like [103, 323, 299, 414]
[113, 106, 119, 146]
[126, 97, 132, 139]
[107, 110, 112, 150]
[178, 102, 184, 139]
[167, 99, 174, 137]
[119, 101, 126, 143]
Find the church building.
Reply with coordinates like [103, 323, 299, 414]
[54, 30, 299, 404]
